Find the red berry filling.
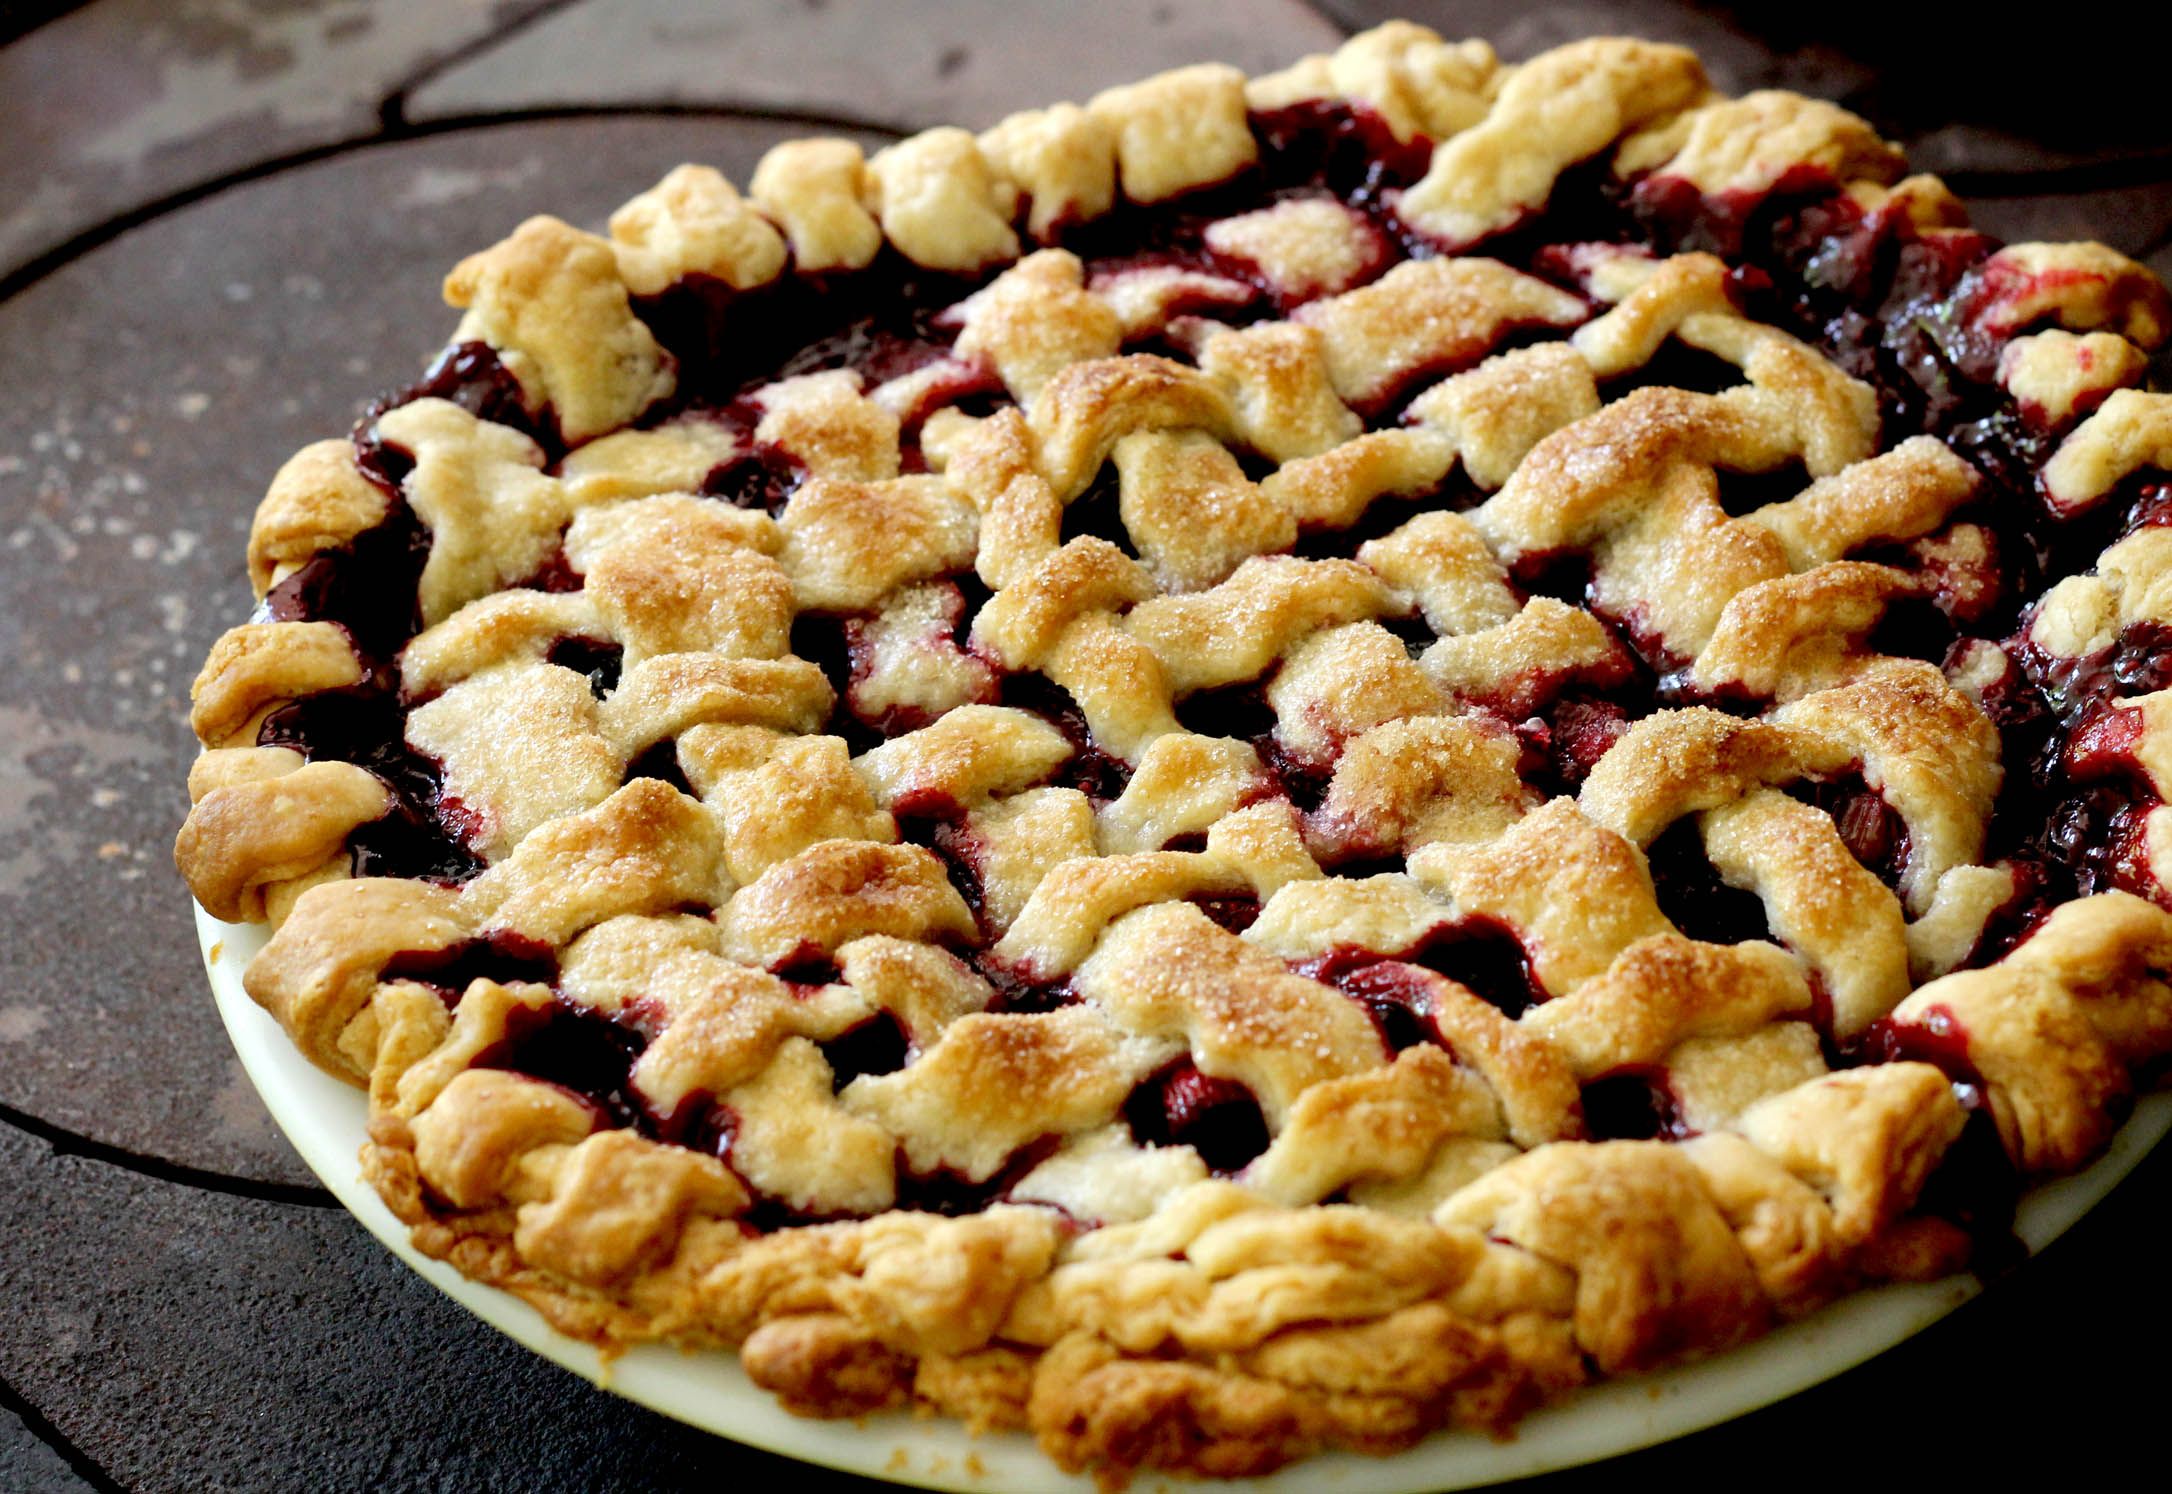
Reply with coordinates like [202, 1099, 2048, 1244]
[1123, 1057, 1271, 1173]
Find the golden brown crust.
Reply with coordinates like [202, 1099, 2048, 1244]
[2045, 389, 2172, 516]
[720, 837, 977, 968]
[1294, 258, 1586, 409]
[1088, 63, 1257, 206]
[247, 439, 393, 596]
[1732, 1064, 1966, 1244]
[1310, 713, 1536, 861]
[1247, 24, 1500, 145]
[459, 778, 727, 947]
[1412, 799, 1674, 997]
[245, 878, 474, 1080]
[188, 622, 365, 749]
[1623, 91, 1903, 195]
[1398, 38, 1706, 246]
[1436, 1141, 1769, 1373]
[1522, 935, 1811, 1077]
[442, 216, 675, 444]
[176, 759, 392, 923]
[844, 1006, 1167, 1180]
[608, 163, 788, 296]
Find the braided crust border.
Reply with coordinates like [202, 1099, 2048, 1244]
[175, 21, 2172, 1486]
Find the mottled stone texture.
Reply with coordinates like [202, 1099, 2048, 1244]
[406, 0, 1346, 129]
[0, 0, 568, 276]
[0, 1404, 94, 1494]
[4, 0, 2170, 1487]
[0, 1125, 817, 1492]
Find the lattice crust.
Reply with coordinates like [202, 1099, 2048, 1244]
[175, 20, 2172, 1487]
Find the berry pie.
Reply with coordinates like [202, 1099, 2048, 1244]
[177, 21, 2172, 1484]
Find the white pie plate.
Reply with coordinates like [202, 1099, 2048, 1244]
[199, 899, 2170, 1492]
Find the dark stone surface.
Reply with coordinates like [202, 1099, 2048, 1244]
[1966, 179, 2172, 264]
[1, 1, 94, 48]
[1692, 1, 2172, 168]
[0, 1123, 839, 1492]
[406, 0, 1345, 130]
[0, 115, 889, 1187]
[0, 1402, 96, 1494]
[0, 0, 567, 277]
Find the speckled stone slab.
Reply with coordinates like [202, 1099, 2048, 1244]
[0, 1405, 92, 1494]
[404, 0, 1345, 129]
[0, 0, 565, 277]
[0, 1124, 824, 1492]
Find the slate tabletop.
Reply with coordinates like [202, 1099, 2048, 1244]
[4, 3, 2168, 1490]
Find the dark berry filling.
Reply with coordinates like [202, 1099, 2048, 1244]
[819, 1010, 911, 1091]
[704, 442, 805, 516]
[256, 504, 429, 661]
[1789, 773, 1912, 891]
[785, 610, 886, 755]
[1185, 891, 1263, 935]
[1408, 916, 1544, 1019]
[1308, 958, 1440, 1053]
[371, 339, 552, 455]
[1955, 857, 2056, 970]
[891, 1136, 1067, 1218]
[544, 636, 624, 698]
[1644, 819, 1772, 945]
[1528, 693, 1634, 793]
[1579, 1066, 1690, 1142]
[256, 687, 485, 884]
[623, 740, 694, 796]
[1249, 99, 1433, 205]
[1123, 1057, 1271, 1174]
[994, 670, 1131, 801]
[975, 960, 1077, 1016]
[474, 997, 653, 1131]
[1853, 1006, 2025, 1270]
[381, 934, 558, 1000]
[1173, 679, 1278, 747]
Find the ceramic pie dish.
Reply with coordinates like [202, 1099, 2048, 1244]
[176, 20, 2172, 1487]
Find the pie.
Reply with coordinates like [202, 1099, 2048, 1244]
[175, 20, 2172, 1485]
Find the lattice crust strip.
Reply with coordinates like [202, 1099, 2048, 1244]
[174, 19, 2172, 1487]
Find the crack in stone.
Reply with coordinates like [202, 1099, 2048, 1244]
[0, 1097, 337, 1210]
[375, 0, 596, 133]
[0, 1369, 125, 1494]
[1290, 0, 1358, 38]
